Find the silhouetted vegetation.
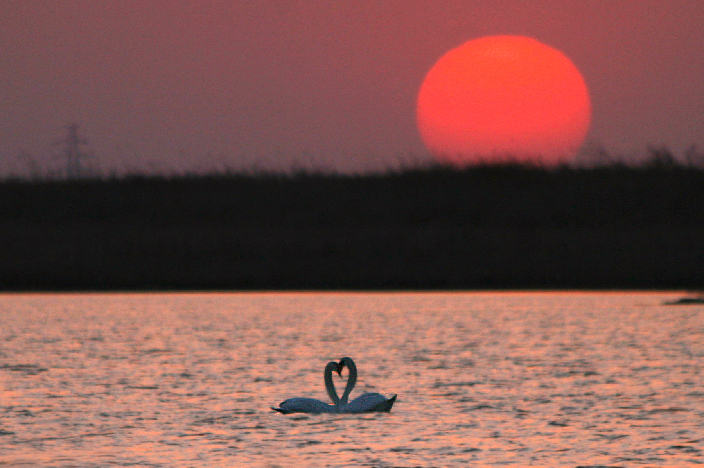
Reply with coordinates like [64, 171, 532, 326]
[1, 163, 703, 290]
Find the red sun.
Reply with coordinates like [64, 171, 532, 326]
[417, 35, 591, 166]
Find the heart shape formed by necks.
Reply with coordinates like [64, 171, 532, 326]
[324, 360, 354, 406]
[272, 357, 396, 414]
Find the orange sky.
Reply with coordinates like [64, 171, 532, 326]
[1, 0, 703, 174]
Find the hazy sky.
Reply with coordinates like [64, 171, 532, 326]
[2, 0, 703, 174]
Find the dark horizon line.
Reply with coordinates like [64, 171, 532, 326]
[3, 151, 704, 184]
[3, 151, 702, 292]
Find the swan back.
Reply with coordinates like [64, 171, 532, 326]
[273, 397, 338, 414]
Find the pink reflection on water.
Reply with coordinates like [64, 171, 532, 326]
[0, 291, 702, 465]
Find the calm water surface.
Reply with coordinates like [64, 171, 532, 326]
[1, 292, 703, 466]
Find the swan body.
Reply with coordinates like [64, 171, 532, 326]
[271, 397, 338, 414]
[343, 392, 397, 413]
[271, 362, 341, 414]
[337, 357, 396, 413]
[271, 357, 396, 414]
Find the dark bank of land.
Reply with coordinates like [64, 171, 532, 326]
[1, 165, 703, 290]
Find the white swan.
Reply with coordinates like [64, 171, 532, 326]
[337, 357, 396, 413]
[271, 357, 396, 414]
[271, 361, 342, 414]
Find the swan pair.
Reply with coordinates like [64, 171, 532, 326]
[271, 357, 396, 414]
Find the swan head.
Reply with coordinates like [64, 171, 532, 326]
[337, 357, 356, 376]
[325, 360, 343, 376]
[338, 356, 353, 367]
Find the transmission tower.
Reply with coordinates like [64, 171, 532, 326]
[58, 123, 90, 178]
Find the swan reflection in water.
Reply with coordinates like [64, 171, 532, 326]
[272, 357, 396, 414]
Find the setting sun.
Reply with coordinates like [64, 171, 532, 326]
[417, 35, 591, 166]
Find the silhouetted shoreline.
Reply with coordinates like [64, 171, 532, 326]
[2, 165, 703, 290]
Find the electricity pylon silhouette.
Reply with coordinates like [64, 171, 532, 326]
[58, 123, 90, 178]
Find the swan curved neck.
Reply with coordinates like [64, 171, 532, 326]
[324, 362, 340, 405]
[339, 357, 357, 405]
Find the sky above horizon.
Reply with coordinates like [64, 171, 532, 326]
[2, 0, 703, 175]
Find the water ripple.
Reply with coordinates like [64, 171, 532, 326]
[0, 291, 702, 465]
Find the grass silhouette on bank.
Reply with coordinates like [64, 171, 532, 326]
[1, 163, 703, 290]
